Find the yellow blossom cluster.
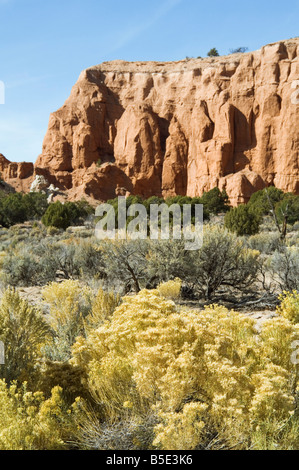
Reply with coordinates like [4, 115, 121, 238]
[277, 290, 299, 324]
[0, 381, 81, 450]
[42, 280, 92, 333]
[157, 278, 182, 300]
[71, 289, 299, 449]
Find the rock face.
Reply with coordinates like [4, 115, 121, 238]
[5, 38, 299, 204]
[0, 154, 34, 192]
[29, 175, 61, 203]
[30, 175, 49, 193]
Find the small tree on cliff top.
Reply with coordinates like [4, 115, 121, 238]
[207, 48, 219, 57]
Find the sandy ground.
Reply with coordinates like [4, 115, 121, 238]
[16, 285, 278, 333]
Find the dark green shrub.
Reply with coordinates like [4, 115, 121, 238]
[199, 187, 230, 215]
[65, 200, 94, 225]
[0, 192, 49, 227]
[42, 202, 72, 229]
[143, 196, 166, 212]
[0, 193, 27, 227]
[224, 204, 261, 236]
[275, 195, 299, 225]
[248, 187, 284, 216]
[22, 192, 49, 220]
[73, 199, 94, 219]
[42, 200, 93, 230]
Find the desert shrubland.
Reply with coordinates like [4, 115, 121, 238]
[0, 187, 298, 450]
[0, 278, 297, 449]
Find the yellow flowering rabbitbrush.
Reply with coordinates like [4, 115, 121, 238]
[0, 380, 81, 450]
[71, 288, 299, 449]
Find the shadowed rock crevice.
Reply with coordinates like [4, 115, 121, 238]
[157, 116, 170, 153]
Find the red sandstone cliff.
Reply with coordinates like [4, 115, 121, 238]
[0, 154, 33, 192]
[3, 38, 299, 204]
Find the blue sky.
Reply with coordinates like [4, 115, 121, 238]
[0, 0, 298, 163]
